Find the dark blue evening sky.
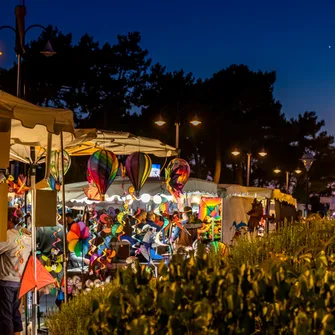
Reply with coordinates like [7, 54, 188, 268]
[1, 0, 335, 134]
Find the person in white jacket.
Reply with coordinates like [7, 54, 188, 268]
[0, 207, 31, 335]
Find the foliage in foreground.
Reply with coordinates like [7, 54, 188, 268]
[228, 219, 335, 270]
[47, 224, 335, 334]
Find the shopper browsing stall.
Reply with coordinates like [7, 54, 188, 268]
[0, 207, 31, 335]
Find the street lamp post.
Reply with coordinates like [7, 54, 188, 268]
[301, 153, 315, 217]
[232, 148, 267, 186]
[0, 4, 55, 98]
[154, 113, 201, 153]
[274, 168, 302, 193]
[246, 153, 251, 187]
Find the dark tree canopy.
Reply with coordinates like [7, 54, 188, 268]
[0, 27, 334, 201]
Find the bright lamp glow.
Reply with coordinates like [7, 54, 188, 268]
[0, 52, 3, 56]
[231, 150, 240, 156]
[190, 115, 201, 126]
[274, 168, 281, 174]
[258, 149, 267, 157]
[153, 195, 162, 204]
[154, 115, 166, 127]
[295, 168, 302, 174]
[140, 193, 151, 203]
[155, 120, 166, 126]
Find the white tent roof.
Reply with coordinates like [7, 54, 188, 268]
[10, 125, 90, 164]
[0, 90, 81, 164]
[0, 90, 75, 134]
[218, 184, 274, 199]
[65, 129, 178, 157]
[64, 177, 217, 204]
[218, 184, 297, 207]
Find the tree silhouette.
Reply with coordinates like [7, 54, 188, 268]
[0, 28, 334, 199]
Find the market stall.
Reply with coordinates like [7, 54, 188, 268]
[64, 177, 217, 210]
[0, 89, 80, 335]
[218, 184, 297, 244]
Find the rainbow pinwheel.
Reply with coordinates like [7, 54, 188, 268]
[165, 158, 190, 200]
[67, 222, 90, 257]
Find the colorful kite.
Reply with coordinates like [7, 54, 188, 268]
[19, 255, 56, 298]
[125, 152, 152, 196]
[87, 150, 119, 201]
[199, 197, 222, 221]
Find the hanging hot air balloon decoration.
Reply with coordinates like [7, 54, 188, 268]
[49, 150, 71, 191]
[87, 150, 119, 201]
[125, 152, 152, 196]
[165, 158, 190, 200]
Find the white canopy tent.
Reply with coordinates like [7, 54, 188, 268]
[0, 90, 76, 237]
[10, 122, 90, 164]
[65, 129, 178, 157]
[63, 177, 217, 207]
[0, 90, 78, 333]
[218, 184, 297, 244]
[64, 177, 217, 202]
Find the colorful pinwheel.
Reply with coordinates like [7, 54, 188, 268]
[67, 222, 90, 257]
[49, 150, 71, 191]
[125, 152, 152, 196]
[165, 158, 190, 200]
[87, 150, 119, 201]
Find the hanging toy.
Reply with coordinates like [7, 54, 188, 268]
[165, 158, 190, 200]
[49, 150, 71, 191]
[67, 222, 90, 257]
[87, 150, 119, 201]
[125, 152, 152, 196]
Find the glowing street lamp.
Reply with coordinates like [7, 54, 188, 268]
[190, 115, 201, 126]
[258, 148, 267, 157]
[295, 167, 302, 175]
[274, 167, 303, 194]
[154, 113, 201, 150]
[154, 115, 166, 127]
[232, 148, 267, 186]
[301, 153, 314, 172]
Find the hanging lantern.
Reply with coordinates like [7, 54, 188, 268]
[165, 158, 190, 200]
[125, 152, 152, 196]
[87, 150, 119, 201]
[49, 150, 71, 191]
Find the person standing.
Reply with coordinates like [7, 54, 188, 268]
[0, 207, 31, 335]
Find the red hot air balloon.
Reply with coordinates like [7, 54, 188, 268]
[125, 152, 152, 196]
[87, 150, 119, 201]
[165, 158, 190, 200]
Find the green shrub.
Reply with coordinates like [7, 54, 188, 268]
[228, 220, 335, 271]
[46, 286, 114, 335]
[47, 220, 335, 335]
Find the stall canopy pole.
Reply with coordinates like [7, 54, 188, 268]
[0, 119, 11, 242]
[60, 132, 68, 302]
[30, 147, 38, 335]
